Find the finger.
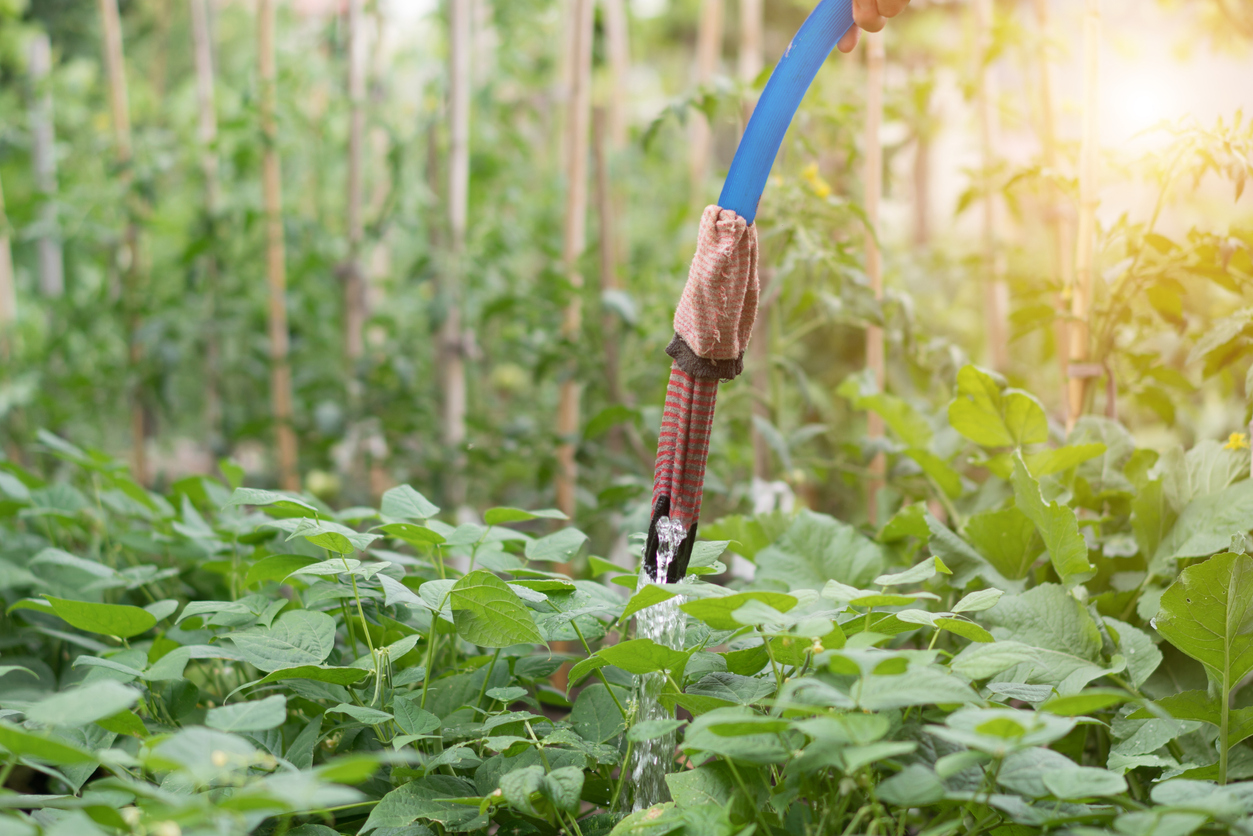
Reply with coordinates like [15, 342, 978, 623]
[878, 0, 911, 18]
[853, 0, 887, 34]
[837, 25, 860, 53]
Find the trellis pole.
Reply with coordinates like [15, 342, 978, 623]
[441, 0, 471, 510]
[258, 0, 300, 490]
[344, 0, 368, 395]
[28, 33, 63, 299]
[689, 0, 724, 197]
[190, 0, 223, 452]
[1068, 0, 1101, 432]
[555, 0, 594, 518]
[975, 0, 1009, 372]
[603, 0, 631, 150]
[0, 173, 15, 358]
[864, 31, 885, 525]
[99, 0, 149, 484]
[1032, 0, 1074, 420]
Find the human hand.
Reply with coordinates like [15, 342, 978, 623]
[837, 0, 911, 53]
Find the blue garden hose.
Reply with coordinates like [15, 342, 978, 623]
[717, 0, 855, 224]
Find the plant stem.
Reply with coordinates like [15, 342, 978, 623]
[726, 758, 771, 834]
[345, 556, 375, 656]
[473, 648, 502, 711]
[1221, 671, 1230, 785]
[571, 620, 627, 719]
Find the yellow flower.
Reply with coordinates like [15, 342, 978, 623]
[1227, 432, 1250, 451]
[801, 162, 832, 199]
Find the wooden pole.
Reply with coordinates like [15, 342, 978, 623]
[740, 0, 771, 482]
[602, 0, 631, 149]
[864, 31, 885, 525]
[1032, 0, 1073, 420]
[190, 0, 224, 453]
[555, 0, 594, 519]
[1068, 0, 1101, 431]
[99, 0, 148, 484]
[975, 0, 1009, 373]
[28, 33, 63, 299]
[344, 0, 367, 394]
[442, 0, 471, 510]
[258, 0, 300, 491]
[0, 172, 15, 356]
[689, 0, 724, 198]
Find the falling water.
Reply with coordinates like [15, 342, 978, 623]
[623, 516, 688, 813]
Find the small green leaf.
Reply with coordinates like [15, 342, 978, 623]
[244, 554, 320, 588]
[380, 485, 440, 520]
[874, 556, 951, 586]
[484, 507, 567, 526]
[1041, 689, 1132, 716]
[256, 666, 370, 686]
[595, 638, 691, 677]
[948, 365, 1048, 447]
[1042, 767, 1127, 799]
[206, 695, 287, 732]
[524, 529, 588, 562]
[1011, 455, 1093, 585]
[680, 592, 798, 630]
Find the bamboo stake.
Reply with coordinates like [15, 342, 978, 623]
[1068, 0, 1101, 431]
[738, 0, 762, 90]
[739, 0, 771, 482]
[190, 0, 224, 453]
[344, 0, 367, 394]
[689, 0, 723, 198]
[442, 0, 471, 510]
[602, 0, 631, 149]
[0, 172, 15, 356]
[864, 31, 885, 526]
[28, 33, 63, 299]
[974, 0, 1009, 373]
[555, 0, 594, 519]
[1032, 0, 1073, 420]
[99, 0, 149, 484]
[258, 0, 299, 491]
[593, 106, 650, 468]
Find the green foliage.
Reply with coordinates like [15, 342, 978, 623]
[0, 356, 1250, 833]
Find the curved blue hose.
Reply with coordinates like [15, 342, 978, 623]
[718, 0, 855, 224]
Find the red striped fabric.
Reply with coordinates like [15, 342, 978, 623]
[651, 365, 719, 527]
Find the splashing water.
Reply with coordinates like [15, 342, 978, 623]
[621, 516, 688, 813]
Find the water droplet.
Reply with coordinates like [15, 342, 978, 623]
[623, 524, 688, 812]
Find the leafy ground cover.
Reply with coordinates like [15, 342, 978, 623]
[1, 367, 1253, 836]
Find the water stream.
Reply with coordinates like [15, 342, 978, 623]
[622, 516, 687, 812]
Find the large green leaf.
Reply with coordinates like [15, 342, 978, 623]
[1011, 455, 1093, 585]
[964, 506, 1041, 581]
[224, 610, 337, 672]
[947, 365, 1048, 447]
[755, 510, 884, 591]
[1153, 480, 1253, 568]
[361, 775, 481, 832]
[980, 584, 1119, 694]
[0, 720, 96, 764]
[25, 681, 140, 728]
[1156, 552, 1253, 691]
[449, 570, 544, 647]
[39, 596, 157, 639]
